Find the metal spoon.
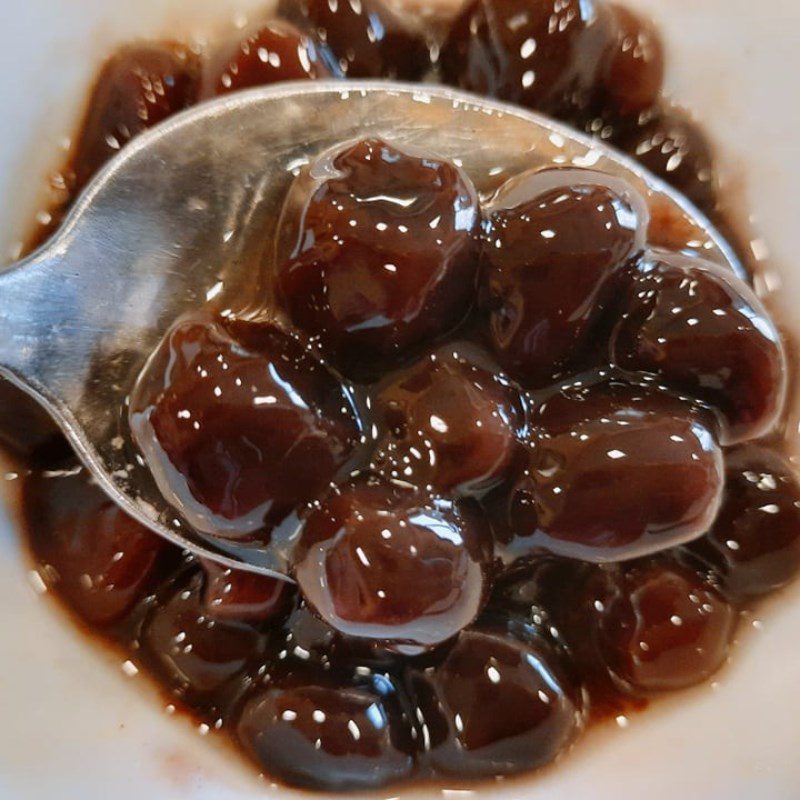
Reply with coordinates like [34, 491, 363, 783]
[0, 81, 743, 579]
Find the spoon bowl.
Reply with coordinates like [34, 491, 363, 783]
[0, 80, 743, 578]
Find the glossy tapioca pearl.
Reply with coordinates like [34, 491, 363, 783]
[611, 251, 787, 444]
[440, 0, 616, 117]
[200, 560, 293, 622]
[408, 626, 582, 778]
[274, 596, 421, 673]
[489, 560, 624, 707]
[23, 464, 167, 626]
[141, 570, 268, 700]
[292, 476, 492, 648]
[275, 138, 481, 375]
[483, 167, 648, 387]
[235, 665, 416, 790]
[597, 5, 664, 116]
[592, 556, 737, 693]
[202, 19, 337, 98]
[129, 314, 363, 544]
[71, 44, 200, 193]
[278, 0, 431, 79]
[491, 557, 594, 621]
[373, 344, 525, 496]
[686, 445, 800, 599]
[499, 380, 724, 563]
[614, 108, 717, 212]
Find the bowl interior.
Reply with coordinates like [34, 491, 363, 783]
[1, 1, 799, 798]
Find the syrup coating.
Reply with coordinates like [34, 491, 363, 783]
[130, 316, 362, 543]
[203, 19, 336, 97]
[276, 137, 481, 375]
[374, 344, 524, 495]
[293, 476, 490, 647]
[611, 252, 787, 444]
[484, 167, 648, 386]
[440, 0, 615, 116]
[499, 381, 724, 562]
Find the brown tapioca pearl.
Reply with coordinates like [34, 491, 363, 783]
[23, 465, 167, 626]
[141, 570, 268, 701]
[202, 19, 337, 98]
[440, 0, 616, 118]
[491, 557, 594, 620]
[374, 344, 524, 496]
[200, 559, 293, 623]
[70, 44, 200, 194]
[278, 0, 431, 79]
[129, 314, 363, 545]
[275, 137, 481, 376]
[292, 476, 492, 649]
[611, 251, 787, 444]
[272, 599, 403, 672]
[483, 167, 648, 387]
[235, 664, 417, 790]
[593, 556, 737, 693]
[499, 379, 724, 563]
[408, 625, 582, 778]
[687, 445, 800, 599]
[490, 560, 623, 708]
[614, 107, 718, 213]
[598, 4, 664, 117]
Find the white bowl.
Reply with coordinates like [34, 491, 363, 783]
[1, 1, 800, 798]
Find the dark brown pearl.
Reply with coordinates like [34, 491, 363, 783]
[130, 315, 363, 544]
[484, 167, 648, 387]
[236, 667, 416, 790]
[408, 626, 582, 777]
[141, 571, 267, 700]
[594, 557, 737, 693]
[374, 344, 524, 495]
[598, 4, 664, 116]
[614, 108, 717, 212]
[440, 0, 616, 117]
[71, 44, 200, 193]
[279, 0, 431, 79]
[203, 19, 336, 98]
[293, 476, 490, 648]
[276, 137, 480, 376]
[611, 251, 787, 444]
[687, 445, 800, 598]
[24, 466, 167, 626]
[500, 380, 724, 562]
[200, 560, 292, 622]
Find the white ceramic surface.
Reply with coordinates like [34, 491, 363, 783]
[1, 1, 800, 798]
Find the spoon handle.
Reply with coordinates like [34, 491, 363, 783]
[0, 253, 69, 403]
[0, 244, 128, 465]
[0, 246, 293, 579]
[0, 226, 161, 439]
